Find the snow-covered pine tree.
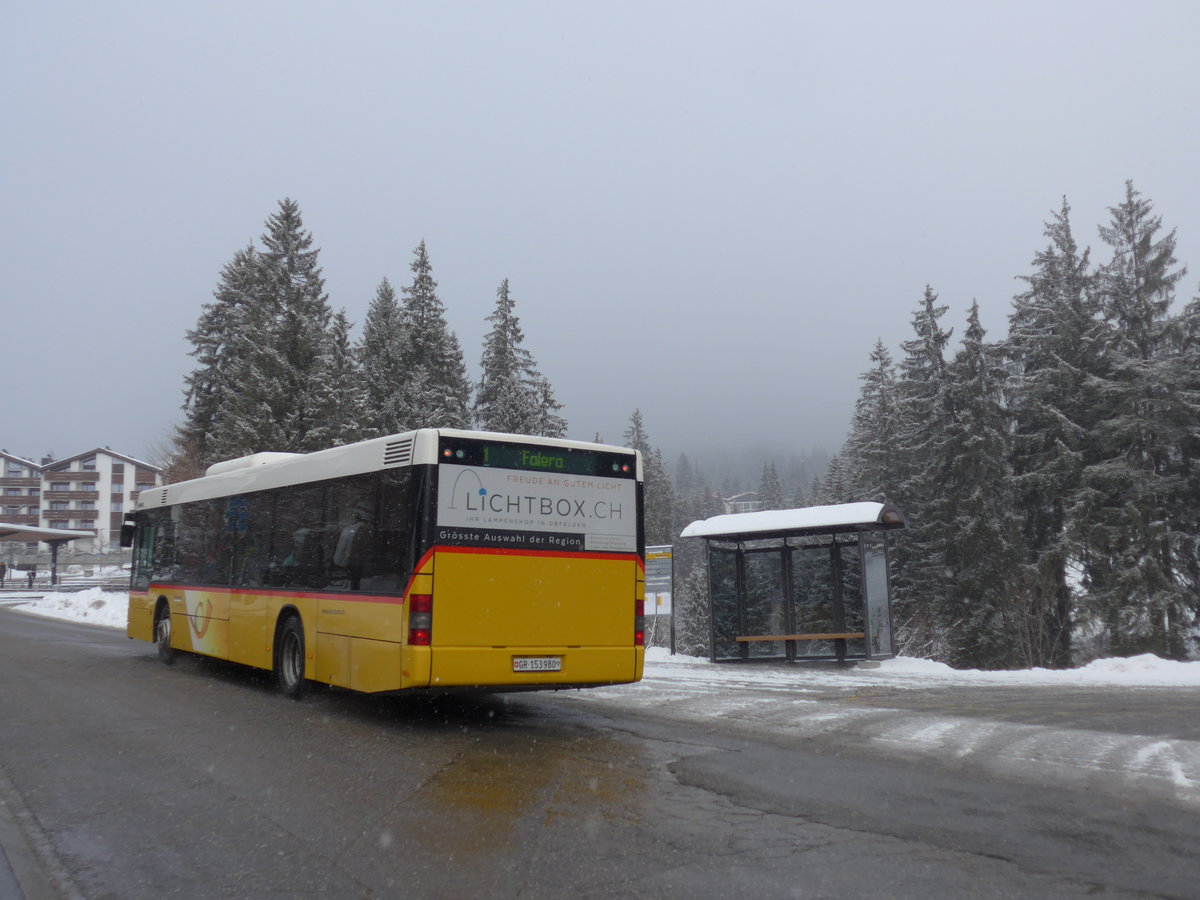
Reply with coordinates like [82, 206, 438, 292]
[757, 461, 785, 510]
[303, 308, 366, 449]
[398, 241, 471, 429]
[624, 410, 674, 545]
[258, 198, 337, 453]
[672, 453, 722, 568]
[475, 279, 566, 436]
[816, 455, 852, 504]
[1004, 197, 1098, 666]
[178, 243, 264, 470]
[531, 377, 567, 438]
[891, 285, 955, 659]
[358, 277, 411, 437]
[1077, 182, 1191, 658]
[674, 564, 713, 658]
[1168, 295, 1200, 647]
[840, 339, 901, 503]
[476, 278, 535, 431]
[205, 270, 288, 462]
[937, 302, 1025, 668]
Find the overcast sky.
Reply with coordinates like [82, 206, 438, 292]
[3, 1, 1198, 469]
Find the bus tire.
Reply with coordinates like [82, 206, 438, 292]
[275, 615, 307, 700]
[154, 601, 175, 666]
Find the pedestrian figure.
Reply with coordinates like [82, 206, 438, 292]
[0, 560, 6, 587]
[26, 567, 35, 589]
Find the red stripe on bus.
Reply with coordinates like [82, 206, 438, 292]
[401, 547, 436, 599]
[144, 584, 405, 605]
[433, 545, 644, 565]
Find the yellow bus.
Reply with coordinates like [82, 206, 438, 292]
[124, 430, 645, 698]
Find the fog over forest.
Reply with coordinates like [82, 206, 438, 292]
[3, 3, 1198, 471]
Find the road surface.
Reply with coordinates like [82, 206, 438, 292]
[1, 606, 1197, 898]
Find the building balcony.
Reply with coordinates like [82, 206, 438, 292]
[0, 514, 39, 527]
[42, 491, 100, 502]
[0, 477, 41, 489]
[44, 509, 100, 522]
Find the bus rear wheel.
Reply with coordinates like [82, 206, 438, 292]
[154, 603, 175, 666]
[275, 616, 307, 700]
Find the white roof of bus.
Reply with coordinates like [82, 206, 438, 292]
[680, 502, 902, 539]
[136, 429, 642, 510]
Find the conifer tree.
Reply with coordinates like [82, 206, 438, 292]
[531, 376, 568, 439]
[937, 303, 1023, 668]
[671, 452, 722, 617]
[398, 241, 471, 429]
[624, 410, 674, 545]
[258, 198, 336, 452]
[1169, 296, 1200, 637]
[1004, 197, 1097, 666]
[757, 461, 785, 510]
[891, 285, 954, 657]
[177, 199, 340, 467]
[205, 272, 288, 461]
[1077, 182, 1191, 657]
[475, 279, 566, 436]
[358, 278, 411, 436]
[817, 455, 852, 504]
[840, 339, 901, 503]
[178, 243, 264, 468]
[304, 308, 365, 449]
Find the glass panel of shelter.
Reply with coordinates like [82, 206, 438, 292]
[744, 550, 786, 658]
[708, 543, 741, 661]
[790, 542, 837, 659]
[862, 536, 891, 657]
[708, 533, 872, 662]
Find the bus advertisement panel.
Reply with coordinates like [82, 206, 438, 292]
[435, 463, 638, 554]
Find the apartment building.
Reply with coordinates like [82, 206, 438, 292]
[1, 447, 162, 554]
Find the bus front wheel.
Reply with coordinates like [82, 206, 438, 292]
[275, 616, 307, 700]
[154, 602, 175, 666]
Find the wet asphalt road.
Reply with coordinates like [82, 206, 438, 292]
[1, 605, 1198, 899]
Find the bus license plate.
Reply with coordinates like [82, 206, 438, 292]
[513, 656, 562, 673]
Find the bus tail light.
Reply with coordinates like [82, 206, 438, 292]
[634, 599, 645, 647]
[408, 594, 432, 646]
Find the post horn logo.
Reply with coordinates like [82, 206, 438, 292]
[447, 469, 487, 509]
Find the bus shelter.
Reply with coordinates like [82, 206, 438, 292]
[680, 503, 905, 664]
[0, 523, 97, 586]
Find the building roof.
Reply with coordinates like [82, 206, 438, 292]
[0, 450, 41, 468]
[42, 447, 160, 470]
[680, 502, 906, 540]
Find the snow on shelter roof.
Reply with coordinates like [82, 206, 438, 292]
[680, 502, 905, 540]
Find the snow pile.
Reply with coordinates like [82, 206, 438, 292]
[862, 652, 1200, 687]
[14, 588, 128, 629]
[642, 646, 1200, 688]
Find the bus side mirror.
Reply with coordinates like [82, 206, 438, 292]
[120, 523, 136, 548]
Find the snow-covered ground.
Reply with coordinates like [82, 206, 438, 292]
[9, 588, 1200, 687]
[7, 589, 1200, 807]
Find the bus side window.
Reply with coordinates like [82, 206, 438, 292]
[271, 483, 325, 589]
[366, 470, 413, 593]
[130, 508, 175, 589]
[132, 518, 155, 591]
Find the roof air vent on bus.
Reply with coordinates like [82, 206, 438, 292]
[204, 452, 302, 477]
[383, 439, 414, 467]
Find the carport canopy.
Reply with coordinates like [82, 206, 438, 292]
[0, 522, 97, 585]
